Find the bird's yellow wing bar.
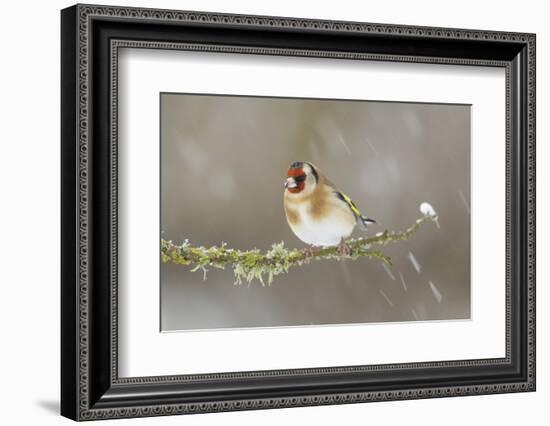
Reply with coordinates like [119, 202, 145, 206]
[336, 191, 362, 218]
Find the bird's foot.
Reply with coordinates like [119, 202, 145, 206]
[338, 238, 352, 256]
[305, 245, 317, 259]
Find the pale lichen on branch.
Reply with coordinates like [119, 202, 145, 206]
[161, 209, 439, 286]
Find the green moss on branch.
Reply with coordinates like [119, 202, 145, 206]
[161, 214, 438, 286]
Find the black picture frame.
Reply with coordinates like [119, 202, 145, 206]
[61, 3, 536, 421]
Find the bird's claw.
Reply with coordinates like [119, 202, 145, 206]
[305, 246, 317, 259]
[338, 238, 352, 256]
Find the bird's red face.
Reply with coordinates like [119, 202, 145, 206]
[285, 162, 307, 194]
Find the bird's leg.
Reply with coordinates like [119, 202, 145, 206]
[305, 245, 317, 259]
[338, 238, 352, 256]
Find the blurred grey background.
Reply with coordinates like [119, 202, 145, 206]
[160, 93, 470, 331]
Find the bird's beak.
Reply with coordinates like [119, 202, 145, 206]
[285, 177, 297, 189]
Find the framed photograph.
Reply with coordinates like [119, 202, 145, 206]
[61, 4, 536, 421]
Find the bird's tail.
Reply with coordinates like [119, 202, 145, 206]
[358, 216, 376, 229]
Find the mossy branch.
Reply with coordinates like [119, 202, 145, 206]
[161, 212, 439, 286]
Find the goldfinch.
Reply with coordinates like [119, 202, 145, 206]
[283, 161, 375, 254]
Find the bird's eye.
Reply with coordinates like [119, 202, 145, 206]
[294, 174, 307, 183]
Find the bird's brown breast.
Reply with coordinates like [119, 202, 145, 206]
[284, 204, 300, 225]
[284, 182, 330, 225]
[308, 186, 329, 220]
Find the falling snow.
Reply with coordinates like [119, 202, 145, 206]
[366, 139, 379, 156]
[337, 135, 352, 156]
[379, 289, 394, 307]
[399, 272, 408, 293]
[382, 263, 396, 280]
[408, 251, 422, 273]
[429, 281, 443, 303]
[458, 189, 470, 214]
